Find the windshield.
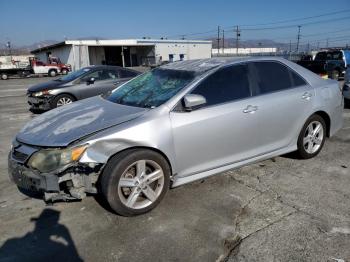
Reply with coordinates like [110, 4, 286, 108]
[106, 68, 196, 108]
[58, 68, 91, 82]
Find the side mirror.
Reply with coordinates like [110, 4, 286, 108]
[183, 94, 206, 111]
[86, 77, 95, 85]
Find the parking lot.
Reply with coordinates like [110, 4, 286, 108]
[0, 77, 349, 262]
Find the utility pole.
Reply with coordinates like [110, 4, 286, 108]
[289, 40, 292, 60]
[289, 40, 292, 53]
[181, 35, 185, 40]
[307, 42, 310, 53]
[217, 26, 220, 56]
[222, 29, 225, 54]
[6, 41, 11, 56]
[235, 26, 241, 55]
[296, 25, 301, 53]
[326, 38, 329, 48]
[317, 42, 320, 50]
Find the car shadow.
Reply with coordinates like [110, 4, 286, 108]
[29, 108, 45, 114]
[280, 151, 301, 160]
[0, 209, 83, 261]
[345, 99, 350, 109]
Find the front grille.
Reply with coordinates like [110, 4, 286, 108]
[12, 149, 29, 163]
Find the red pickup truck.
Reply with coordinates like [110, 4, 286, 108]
[47, 57, 71, 75]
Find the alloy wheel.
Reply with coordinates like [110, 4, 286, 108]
[56, 97, 73, 107]
[117, 160, 165, 209]
[303, 121, 324, 154]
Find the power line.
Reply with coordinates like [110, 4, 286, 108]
[236, 16, 350, 31]
[236, 9, 350, 27]
[165, 9, 350, 39]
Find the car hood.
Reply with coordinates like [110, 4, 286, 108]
[27, 80, 68, 93]
[16, 96, 149, 147]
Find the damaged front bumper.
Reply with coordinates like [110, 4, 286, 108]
[27, 95, 53, 110]
[8, 153, 104, 202]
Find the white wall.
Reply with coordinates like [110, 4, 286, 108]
[34, 45, 74, 66]
[154, 42, 212, 63]
[72, 45, 90, 70]
[89, 46, 105, 65]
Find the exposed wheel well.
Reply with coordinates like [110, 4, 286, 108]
[105, 146, 173, 176]
[313, 111, 331, 137]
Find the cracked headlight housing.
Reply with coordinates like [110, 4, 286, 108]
[27, 145, 87, 173]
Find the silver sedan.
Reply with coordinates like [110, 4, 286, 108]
[8, 57, 343, 216]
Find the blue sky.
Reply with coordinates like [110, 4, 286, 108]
[1, 0, 350, 47]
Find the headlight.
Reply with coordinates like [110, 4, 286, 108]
[32, 90, 52, 97]
[27, 145, 87, 173]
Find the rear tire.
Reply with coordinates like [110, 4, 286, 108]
[1, 73, 8, 80]
[48, 70, 57, 77]
[51, 94, 75, 108]
[101, 149, 171, 216]
[296, 115, 326, 159]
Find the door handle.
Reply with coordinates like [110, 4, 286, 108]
[302, 92, 312, 100]
[243, 105, 258, 114]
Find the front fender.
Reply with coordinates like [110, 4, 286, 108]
[78, 111, 178, 174]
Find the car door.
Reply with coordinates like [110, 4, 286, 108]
[92, 69, 123, 95]
[73, 69, 118, 99]
[170, 63, 260, 178]
[245, 61, 315, 154]
[33, 61, 46, 74]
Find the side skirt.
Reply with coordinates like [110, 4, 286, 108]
[171, 145, 297, 188]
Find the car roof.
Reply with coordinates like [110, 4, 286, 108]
[159, 56, 295, 74]
[161, 56, 325, 87]
[83, 65, 139, 72]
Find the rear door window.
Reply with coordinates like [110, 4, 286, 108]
[252, 61, 293, 95]
[191, 64, 252, 106]
[119, 69, 138, 78]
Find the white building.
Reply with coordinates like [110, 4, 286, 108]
[212, 47, 278, 55]
[31, 39, 212, 70]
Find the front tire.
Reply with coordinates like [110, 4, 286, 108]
[296, 115, 326, 159]
[101, 149, 171, 216]
[51, 94, 75, 108]
[61, 69, 68, 75]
